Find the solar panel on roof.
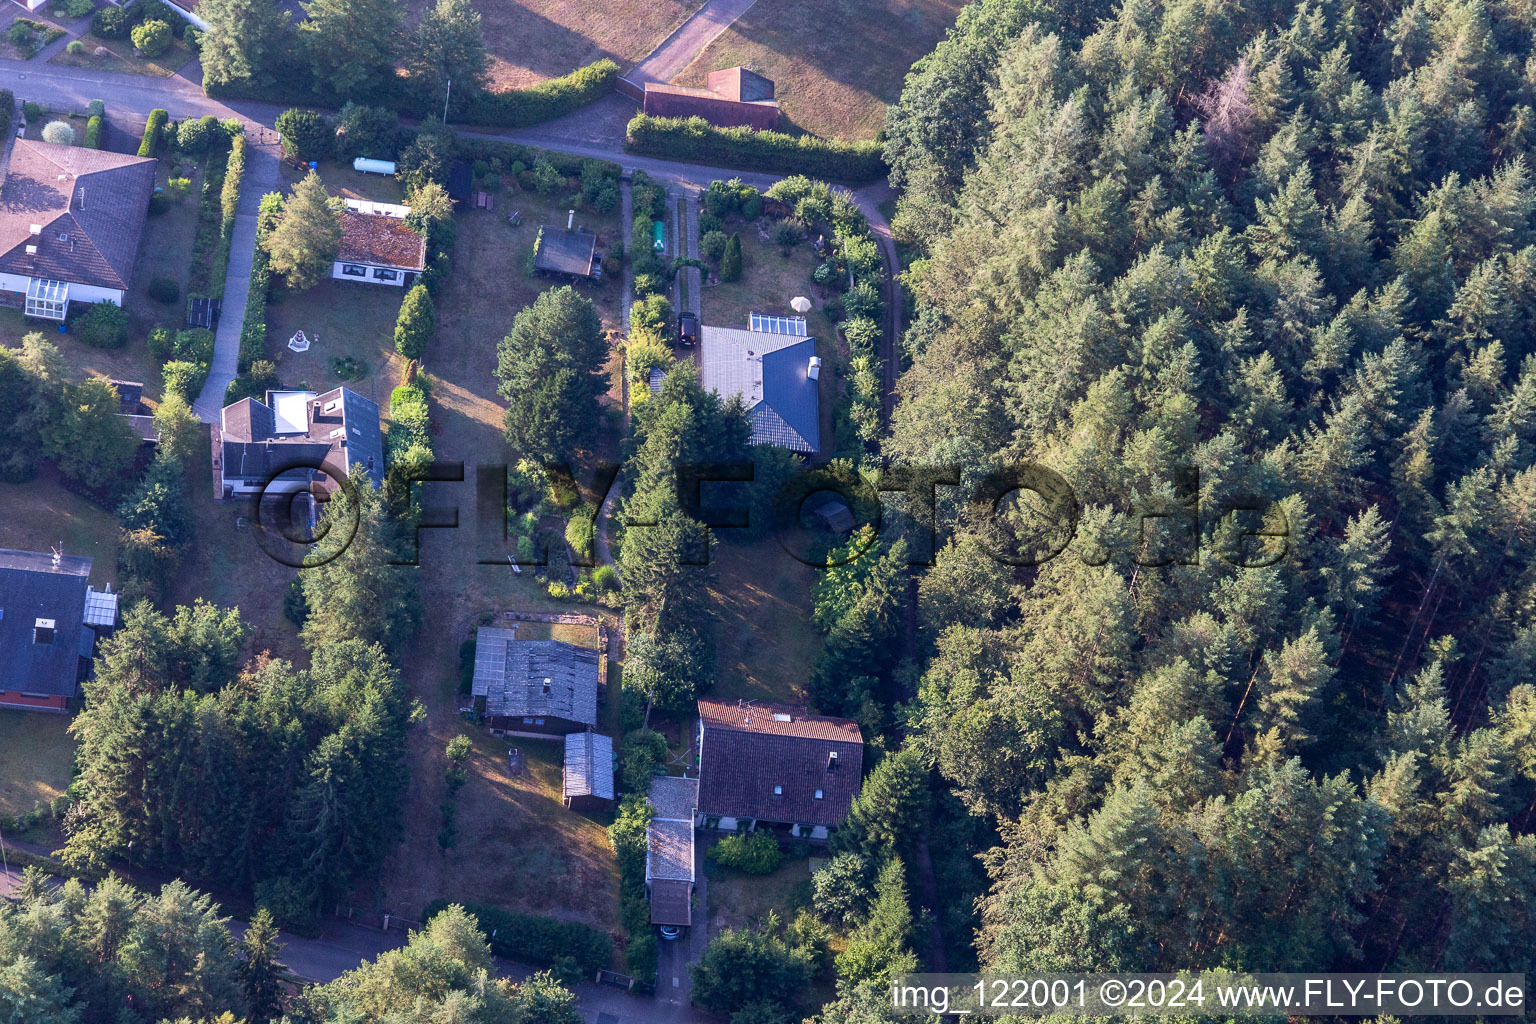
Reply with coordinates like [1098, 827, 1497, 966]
[749, 312, 808, 336]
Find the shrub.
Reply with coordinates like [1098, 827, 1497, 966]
[619, 729, 666, 793]
[6, 21, 34, 48]
[565, 506, 596, 559]
[148, 276, 180, 304]
[422, 900, 612, 976]
[843, 277, 882, 320]
[393, 282, 436, 359]
[64, 0, 93, 16]
[770, 219, 803, 250]
[742, 194, 763, 220]
[91, 4, 137, 37]
[21, 101, 43, 124]
[701, 230, 729, 261]
[161, 359, 208, 401]
[176, 114, 221, 153]
[708, 830, 784, 875]
[82, 114, 102, 148]
[720, 233, 743, 282]
[593, 564, 618, 591]
[632, 272, 662, 298]
[629, 292, 672, 334]
[70, 301, 128, 348]
[625, 113, 886, 185]
[148, 194, 170, 216]
[41, 121, 74, 146]
[138, 109, 167, 157]
[66, 39, 85, 54]
[182, 25, 199, 51]
[166, 176, 192, 199]
[132, 19, 172, 57]
[812, 261, 838, 286]
[275, 108, 331, 162]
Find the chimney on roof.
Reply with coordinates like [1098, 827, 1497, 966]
[567, 209, 575, 230]
[50, 544, 61, 568]
[807, 356, 821, 380]
[827, 751, 839, 771]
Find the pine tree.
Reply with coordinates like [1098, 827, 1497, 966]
[394, 282, 437, 359]
[264, 171, 342, 291]
[300, 0, 402, 98]
[407, 0, 490, 112]
[237, 907, 286, 1023]
[197, 0, 292, 88]
[720, 232, 743, 281]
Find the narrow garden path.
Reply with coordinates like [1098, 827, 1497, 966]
[192, 127, 282, 422]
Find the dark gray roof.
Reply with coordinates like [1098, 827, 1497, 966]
[219, 387, 384, 490]
[0, 549, 95, 699]
[649, 878, 692, 927]
[472, 630, 599, 726]
[564, 730, 615, 801]
[534, 228, 598, 278]
[697, 698, 863, 827]
[0, 140, 157, 291]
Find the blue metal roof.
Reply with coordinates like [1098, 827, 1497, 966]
[757, 339, 819, 453]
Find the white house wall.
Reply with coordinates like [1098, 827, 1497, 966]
[0, 274, 124, 307]
[332, 261, 408, 286]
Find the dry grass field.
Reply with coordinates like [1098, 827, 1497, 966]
[0, 710, 74, 819]
[403, 0, 704, 89]
[674, 0, 965, 140]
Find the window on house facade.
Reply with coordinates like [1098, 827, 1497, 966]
[523, 717, 534, 724]
[341, 264, 367, 277]
[373, 268, 399, 281]
[534, 718, 545, 725]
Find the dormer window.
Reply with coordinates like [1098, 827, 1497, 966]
[33, 617, 55, 644]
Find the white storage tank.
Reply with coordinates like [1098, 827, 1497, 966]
[352, 157, 397, 176]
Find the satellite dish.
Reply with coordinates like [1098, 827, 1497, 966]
[790, 295, 812, 313]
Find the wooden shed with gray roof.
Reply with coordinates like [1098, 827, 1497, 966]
[472, 630, 600, 736]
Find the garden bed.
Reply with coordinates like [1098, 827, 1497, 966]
[49, 32, 195, 77]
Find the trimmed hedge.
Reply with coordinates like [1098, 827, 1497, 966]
[138, 109, 167, 157]
[237, 192, 282, 373]
[0, 91, 14, 144]
[624, 113, 886, 185]
[211, 133, 246, 298]
[458, 59, 619, 127]
[421, 899, 612, 976]
[83, 115, 103, 149]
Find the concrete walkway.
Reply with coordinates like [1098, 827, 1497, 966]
[192, 132, 282, 422]
[626, 0, 758, 86]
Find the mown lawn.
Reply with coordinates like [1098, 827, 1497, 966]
[0, 472, 121, 588]
[0, 710, 74, 819]
[705, 532, 821, 705]
[673, 0, 965, 140]
[127, 159, 207, 349]
[703, 843, 816, 936]
[402, 0, 703, 89]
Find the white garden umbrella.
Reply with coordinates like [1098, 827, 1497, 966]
[790, 295, 812, 313]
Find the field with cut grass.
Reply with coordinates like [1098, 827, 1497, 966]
[0, 473, 121, 587]
[705, 532, 821, 705]
[704, 843, 816, 935]
[403, 0, 703, 90]
[0, 309, 163, 405]
[0, 710, 74, 819]
[674, 0, 965, 140]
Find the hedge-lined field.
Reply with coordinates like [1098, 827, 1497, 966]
[624, 113, 887, 184]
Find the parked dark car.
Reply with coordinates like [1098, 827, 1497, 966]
[678, 311, 699, 347]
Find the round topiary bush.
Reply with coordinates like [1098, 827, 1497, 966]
[65, 39, 84, 54]
[147, 276, 180, 304]
[41, 121, 74, 146]
[131, 19, 172, 58]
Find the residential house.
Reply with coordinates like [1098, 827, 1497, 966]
[0, 549, 118, 712]
[646, 774, 698, 929]
[333, 200, 426, 287]
[562, 730, 615, 811]
[532, 214, 601, 281]
[642, 67, 780, 131]
[699, 313, 820, 453]
[217, 387, 384, 498]
[695, 698, 863, 841]
[0, 140, 156, 320]
[471, 630, 600, 736]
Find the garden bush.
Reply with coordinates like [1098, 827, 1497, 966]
[770, 219, 803, 250]
[91, 3, 137, 37]
[176, 114, 222, 153]
[707, 830, 784, 875]
[625, 113, 886, 185]
[131, 19, 172, 58]
[21, 101, 43, 124]
[138, 109, 167, 157]
[422, 900, 612, 977]
[630, 292, 673, 334]
[83, 114, 102, 148]
[720, 233, 743, 282]
[41, 121, 74, 146]
[456, 59, 618, 129]
[71, 301, 128, 349]
[66, 39, 85, 54]
[148, 276, 180, 304]
[275, 108, 331, 162]
[701, 230, 729, 261]
[593, 564, 618, 591]
[63, 0, 92, 16]
[161, 359, 208, 401]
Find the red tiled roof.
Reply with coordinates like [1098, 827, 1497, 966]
[338, 210, 426, 270]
